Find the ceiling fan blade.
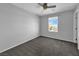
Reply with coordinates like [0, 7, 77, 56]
[47, 5, 56, 8]
[38, 3, 43, 7]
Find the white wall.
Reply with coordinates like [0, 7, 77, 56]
[40, 10, 74, 43]
[0, 3, 40, 53]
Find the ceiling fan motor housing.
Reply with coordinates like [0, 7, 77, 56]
[43, 3, 48, 9]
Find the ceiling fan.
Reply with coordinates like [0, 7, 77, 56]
[38, 3, 56, 10]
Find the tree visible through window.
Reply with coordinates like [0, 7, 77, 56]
[48, 16, 58, 32]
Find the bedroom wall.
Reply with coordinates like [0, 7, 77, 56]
[0, 3, 40, 53]
[40, 10, 74, 43]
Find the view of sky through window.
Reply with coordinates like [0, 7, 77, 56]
[48, 16, 58, 32]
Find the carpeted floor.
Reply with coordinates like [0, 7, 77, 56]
[0, 36, 78, 56]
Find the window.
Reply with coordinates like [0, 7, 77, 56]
[48, 16, 58, 32]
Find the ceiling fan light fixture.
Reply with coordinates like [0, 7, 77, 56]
[38, 3, 56, 10]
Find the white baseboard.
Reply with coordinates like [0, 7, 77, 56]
[0, 34, 39, 53]
[0, 34, 76, 53]
[41, 35, 75, 43]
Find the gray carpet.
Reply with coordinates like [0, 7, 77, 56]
[0, 36, 78, 56]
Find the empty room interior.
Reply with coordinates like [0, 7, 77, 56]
[0, 3, 79, 56]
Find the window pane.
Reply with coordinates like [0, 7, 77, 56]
[48, 16, 58, 32]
